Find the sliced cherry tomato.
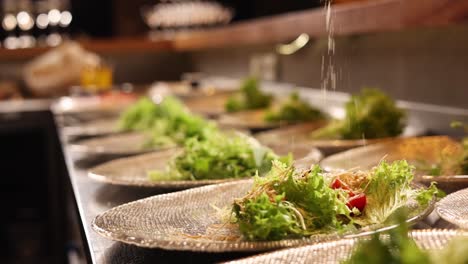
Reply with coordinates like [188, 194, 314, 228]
[331, 179, 348, 190]
[331, 179, 355, 197]
[346, 193, 367, 212]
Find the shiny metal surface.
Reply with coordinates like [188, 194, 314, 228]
[63, 118, 119, 138]
[60, 128, 458, 263]
[57, 82, 467, 263]
[69, 132, 176, 156]
[91, 179, 433, 252]
[436, 188, 468, 229]
[88, 144, 322, 189]
[256, 122, 426, 156]
[320, 136, 468, 193]
[226, 229, 468, 264]
[88, 148, 242, 188]
[61, 140, 257, 263]
[218, 110, 279, 130]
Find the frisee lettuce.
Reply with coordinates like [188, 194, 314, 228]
[118, 96, 219, 148]
[311, 88, 405, 140]
[225, 77, 272, 112]
[233, 160, 441, 241]
[233, 160, 350, 241]
[451, 121, 468, 175]
[148, 132, 285, 181]
[118, 96, 187, 132]
[345, 210, 468, 264]
[343, 210, 431, 264]
[264, 92, 325, 124]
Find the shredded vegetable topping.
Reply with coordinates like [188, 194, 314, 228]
[233, 160, 439, 241]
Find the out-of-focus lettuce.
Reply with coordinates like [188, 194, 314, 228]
[344, 211, 431, 264]
[345, 211, 468, 264]
[264, 92, 325, 124]
[225, 77, 272, 112]
[148, 132, 289, 181]
[118, 96, 218, 148]
[311, 88, 405, 140]
[118, 96, 187, 132]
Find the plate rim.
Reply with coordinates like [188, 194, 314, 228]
[224, 229, 468, 264]
[88, 153, 243, 188]
[91, 179, 436, 252]
[436, 187, 468, 229]
[69, 132, 175, 155]
[320, 135, 467, 186]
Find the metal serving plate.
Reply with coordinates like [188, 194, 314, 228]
[217, 110, 278, 130]
[69, 132, 175, 156]
[256, 122, 425, 156]
[63, 117, 119, 138]
[225, 229, 468, 264]
[183, 92, 234, 117]
[320, 136, 468, 193]
[88, 144, 323, 189]
[88, 148, 239, 189]
[436, 188, 468, 229]
[92, 180, 433, 252]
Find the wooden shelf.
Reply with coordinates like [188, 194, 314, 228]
[171, 0, 468, 50]
[0, 0, 466, 59]
[0, 37, 173, 60]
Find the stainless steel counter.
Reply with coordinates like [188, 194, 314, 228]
[58, 132, 459, 264]
[60, 138, 257, 263]
[56, 83, 467, 263]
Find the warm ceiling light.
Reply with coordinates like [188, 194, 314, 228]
[17, 11, 34, 31]
[48, 9, 61, 26]
[59, 11, 72, 27]
[2, 13, 17, 31]
[36, 13, 49, 29]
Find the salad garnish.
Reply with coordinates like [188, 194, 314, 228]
[225, 77, 273, 112]
[118, 96, 218, 147]
[415, 122, 467, 176]
[264, 92, 325, 124]
[345, 210, 468, 264]
[148, 132, 291, 181]
[232, 160, 439, 241]
[311, 88, 405, 140]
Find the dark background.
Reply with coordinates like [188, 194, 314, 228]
[69, 0, 322, 37]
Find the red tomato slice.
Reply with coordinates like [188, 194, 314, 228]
[346, 193, 367, 212]
[331, 179, 348, 190]
[331, 179, 355, 197]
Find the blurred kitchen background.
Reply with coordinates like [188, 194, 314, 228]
[0, 1, 467, 263]
[0, 0, 466, 106]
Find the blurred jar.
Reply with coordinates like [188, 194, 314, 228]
[80, 62, 113, 93]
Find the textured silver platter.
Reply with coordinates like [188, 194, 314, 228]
[148, 81, 236, 99]
[320, 136, 468, 193]
[92, 180, 434, 252]
[217, 110, 280, 130]
[88, 148, 239, 189]
[436, 188, 468, 229]
[52, 94, 135, 115]
[69, 132, 175, 156]
[225, 229, 468, 264]
[183, 92, 233, 117]
[256, 122, 425, 156]
[88, 144, 323, 189]
[63, 118, 119, 138]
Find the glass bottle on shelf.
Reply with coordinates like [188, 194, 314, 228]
[80, 60, 114, 94]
